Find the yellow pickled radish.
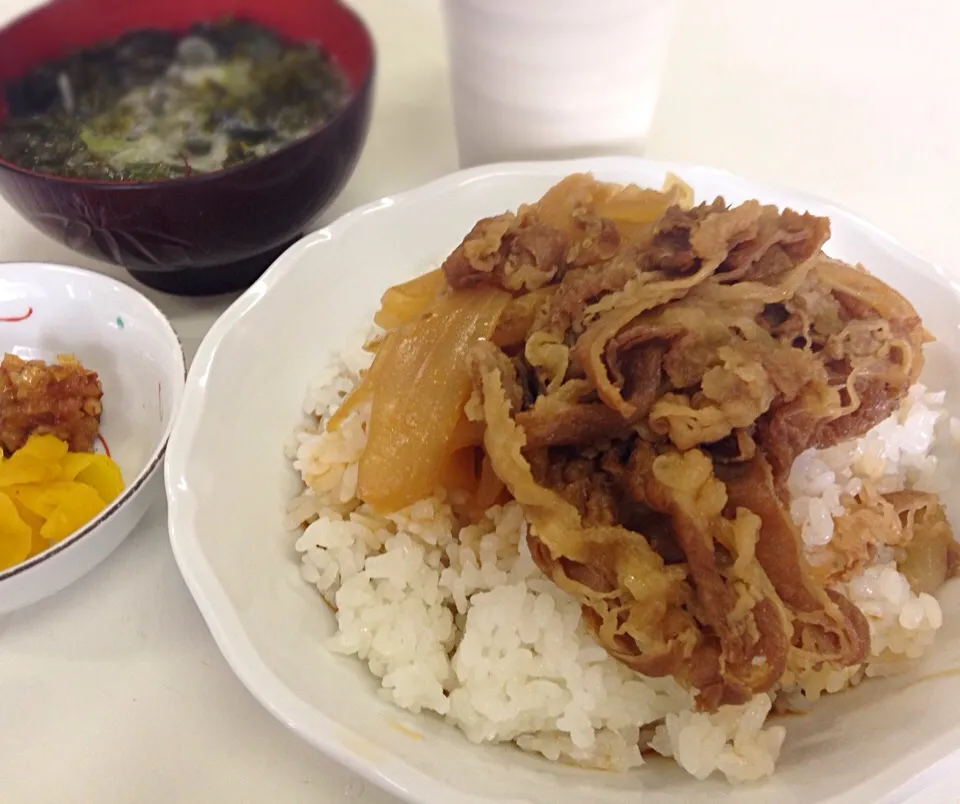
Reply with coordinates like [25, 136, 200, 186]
[18, 434, 70, 461]
[75, 455, 124, 504]
[14, 498, 50, 558]
[0, 434, 125, 569]
[27, 532, 50, 559]
[11, 494, 44, 529]
[8, 482, 71, 518]
[0, 434, 68, 486]
[0, 491, 32, 571]
[11, 481, 103, 518]
[40, 484, 106, 543]
[59, 452, 96, 481]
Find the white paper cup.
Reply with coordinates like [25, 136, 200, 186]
[442, 0, 679, 168]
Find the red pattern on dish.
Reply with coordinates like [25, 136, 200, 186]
[0, 306, 33, 322]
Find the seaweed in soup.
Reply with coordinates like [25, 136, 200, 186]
[0, 18, 350, 181]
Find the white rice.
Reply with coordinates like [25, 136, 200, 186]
[285, 341, 955, 783]
[788, 384, 954, 547]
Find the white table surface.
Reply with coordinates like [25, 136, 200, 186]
[0, 0, 958, 801]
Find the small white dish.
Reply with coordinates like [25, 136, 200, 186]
[166, 157, 960, 804]
[0, 262, 184, 613]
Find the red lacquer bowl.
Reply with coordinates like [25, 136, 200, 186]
[0, 0, 375, 295]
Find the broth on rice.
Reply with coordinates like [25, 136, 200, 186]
[285, 174, 959, 783]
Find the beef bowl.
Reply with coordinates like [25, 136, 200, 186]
[0, 0, 374, 295]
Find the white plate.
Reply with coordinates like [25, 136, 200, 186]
[165, 157, 960, 804]
[0, 262, 185, 612]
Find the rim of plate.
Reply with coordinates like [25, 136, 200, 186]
[165, 156, 960, 804]
[0, 262, 186, 582]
